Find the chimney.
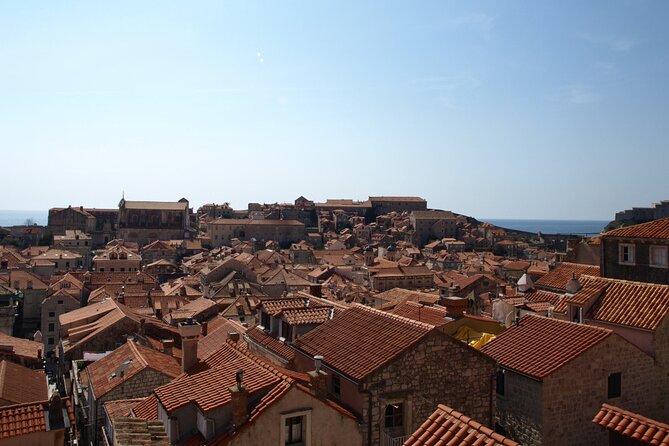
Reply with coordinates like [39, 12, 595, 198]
[178, 319, 201, 372]
[442, 296, 467, 318]
[233, 279, 240, 297]
[228, 331, 240, 342]
[307, 355, 327, 398]
[566, 274, 581, 294]
[229, 369, 249, 427]
[162, 339, 174, 356]
[201, 321, 208, 337]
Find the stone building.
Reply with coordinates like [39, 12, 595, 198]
[41, 290, 80, 353]
[207, 218, 305, 248]
[601, 217, 669, 284]
[81, 340, 180, 446]
[138, 340, 362, 445]
[292, 304, 497, 446]
[481, 315, 663, 446]
[48, 206, 117, 248]
[117, 198, 195, 246]
[369, 196, 428, 217]
[92, 245, 141, 273]
[8, 270, 48, 335]
[52, 230, 92, 269]
[410, 210, 457, 248]
[368, 265, 434, 291]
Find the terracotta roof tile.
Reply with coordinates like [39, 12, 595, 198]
[576, 276, 669, 331]
[603, 217, 669, 239]
[535, 262, 600, 291]
[0, 361, 47, 405]
[197, 319, 248, 361]
[153, 343, 283, 414]
[131, 396, 158, 420]
[86, 341, 181, 398]
[389, 301, 450, 326]
[404, 403, 519, 446]
[592, 403, 669, 445]
[245, 327, 296, 362]
[260, 297, 308, 316]
[481, 314, 611, 380]
[0, 401, 46, 439]
[0, 332, 43, 362]
[103, 398, 145, 419]
[280, 307, 333, 326]
[293, 304, 433, 381]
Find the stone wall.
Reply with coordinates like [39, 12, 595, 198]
[496, 371, 543, 446]
[601, 237, 669, 284]
[362, 330, 496, 445]
[66, 318, 140, 361]
[92, 368, 173, 445]
[541, 334, 661, 446]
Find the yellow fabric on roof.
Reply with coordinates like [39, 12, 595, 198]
[470, 332, 496, 349]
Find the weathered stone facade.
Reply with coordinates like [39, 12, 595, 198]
[601, 237, 669, 284]
[363, 331, 495, 445]
[294, 330, 496, 446]
[496, 333, 663, 446]
[89, 369, 173, 446]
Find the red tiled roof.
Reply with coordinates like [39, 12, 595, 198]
[198, 319, 247, 360]
[0, 401, 46, 439]
[603, 217, 669, 239]
[0, 398, 73, 439]
[535, 262, 600, 291]
[0, 361, 47, 405]
[404, 403, 519, 446]
[577, 276, 669, 331]
[293, 304, 433, 381]
[480, 314, 611, 380]
[260, 297, 308, 316]
[245, 327, 296, 362]
[389, 301, 450, 326]
[0, 332, 43, 361]
[86, 341, 181, 398]
[103, 398, 145, 419]
[153, 343, 283, 414]
[592, 403, 669, 445]
[132, 396, 158, 420]
[280, 307, 332, 326]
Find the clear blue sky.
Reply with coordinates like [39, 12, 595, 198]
[1, 1, 668, 219]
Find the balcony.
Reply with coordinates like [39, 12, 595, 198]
[381, 430, 409, 446]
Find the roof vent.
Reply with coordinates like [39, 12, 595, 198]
[566, 274, 581, 294]
[328, 307, 335, 320]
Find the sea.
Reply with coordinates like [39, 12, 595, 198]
[0, 210, 48, 227]
[484, 219, 609, 235]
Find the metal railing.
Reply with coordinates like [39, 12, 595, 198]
[381, 430, 410, 446]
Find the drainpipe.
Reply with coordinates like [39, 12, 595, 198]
[489, 369, 496, 428]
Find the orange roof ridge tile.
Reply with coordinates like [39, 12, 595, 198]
[593, 403, 669, 444]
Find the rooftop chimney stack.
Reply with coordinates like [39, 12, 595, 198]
[228, 331, 240, 342]
[229, 369, 249, 426]
[308, 355, 327, 398]
[178, 319, 201, 372]
[201, 321, 208, 337]
[162, 339, 174, 356]
[566, 274, 582, 295]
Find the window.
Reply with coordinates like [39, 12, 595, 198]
[333, 374, 341, 397]
[284, 416, 303, 445]
[47, 337, 54, 345]
[619, 244, 635, 265]
[27, 281, 33, 289]
[57, 300, 63, 305]
[650, 246, 668, 268]
[496, 370, 505, 396]
[608, 372, 621, 398]
[48, 312, 55, 318]
[48, 323, 55, 332]
[384, 403, 404, 429]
